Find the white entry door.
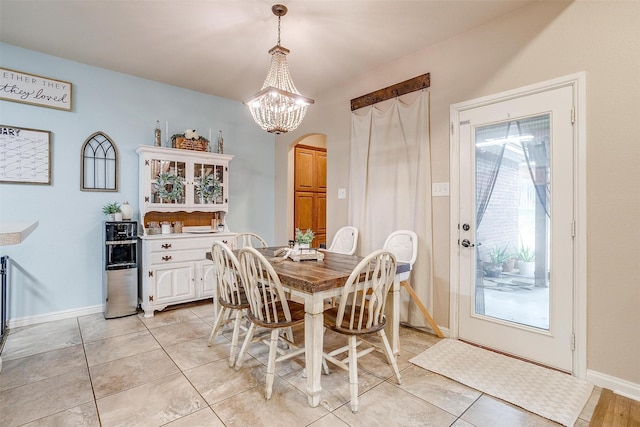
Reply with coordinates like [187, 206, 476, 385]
[453, 81, 579, 372]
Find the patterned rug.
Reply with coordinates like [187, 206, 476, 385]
[409, 339, 593, 426]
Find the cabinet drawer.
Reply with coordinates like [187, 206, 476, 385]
[148, 236, 233, 252]
[150, 249, 210, 264]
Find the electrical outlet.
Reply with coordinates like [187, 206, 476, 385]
[338, 188, 346, 199]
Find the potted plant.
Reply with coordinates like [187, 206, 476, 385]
[483, 245, 510, 277]
[517, 245, 535, 276]
[295, 228, 315, 249]
[102, 202, 122, 221]
[493, 245, 517, 272]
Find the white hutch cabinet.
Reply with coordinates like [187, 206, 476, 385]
[136, 145, 234, 217]
[136, 146, 235, 317]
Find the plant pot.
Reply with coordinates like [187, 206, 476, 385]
[519, 261, 535, 276]
[483, 262, 502, 277]
[107, 213, 115, 221]
[114, 212, 123, 221]
[502, 258, 516, 272]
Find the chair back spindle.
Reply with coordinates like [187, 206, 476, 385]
[335, 249, 396, 332]
[238, 247, 292, 326]
[211, 240, 244, 306]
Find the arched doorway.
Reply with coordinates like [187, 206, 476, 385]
[290, 135, 327, 248]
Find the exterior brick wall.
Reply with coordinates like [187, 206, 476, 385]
[476, 156, 520, 262]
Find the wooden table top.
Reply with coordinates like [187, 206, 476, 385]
[207, 247, 409, 295]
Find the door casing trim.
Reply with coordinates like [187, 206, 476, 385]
[448, 72, 587, 378]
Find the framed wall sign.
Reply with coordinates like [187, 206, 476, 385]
[0, 68, 72, 111]
[0, 125, 52, 185]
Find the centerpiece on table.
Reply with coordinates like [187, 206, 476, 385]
[171, 129, 209, 152]
[295, 228, 315, 249]
[194, 172, 222, 203]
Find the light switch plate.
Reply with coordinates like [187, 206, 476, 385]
[338, 188, 346, 199]
[432, 182, 449, 197]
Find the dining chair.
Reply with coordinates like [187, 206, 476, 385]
[383, 230, 443, 337]
[326, 226, 359, 255]
[207, 240, 250, 367]
[323, 249, 402, 413]
[235, 232, 268, 249]
[234, 247, 306, 400]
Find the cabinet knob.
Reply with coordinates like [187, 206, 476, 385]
[161, 243, 172, 249]
[162, 255, 172, 261]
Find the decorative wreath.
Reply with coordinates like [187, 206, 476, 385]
[195, 173, 222, 202]
[153, 172, 184, 202]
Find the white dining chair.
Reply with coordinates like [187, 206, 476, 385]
[326, 226, 358, 255]
[234, 247, 306, 400]
[383, 230, 443, 337]
[207, 240, 250, 367]
[235, 232, 267, 249]
[323, 249, 402, 413]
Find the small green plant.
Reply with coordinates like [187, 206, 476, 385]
[102, 202, 121, 215]
[489, 245, 512, 264]
[517, 245, 535, 262]
[295, 228, 315, 244]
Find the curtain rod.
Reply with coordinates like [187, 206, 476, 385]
[350, 73, 430, 111]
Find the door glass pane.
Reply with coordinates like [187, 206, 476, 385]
[474, 114, 550, 330]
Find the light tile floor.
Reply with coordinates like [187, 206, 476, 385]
[0, 301, 600, 426]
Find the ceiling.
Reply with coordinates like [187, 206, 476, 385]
[0, 0, 535, 103]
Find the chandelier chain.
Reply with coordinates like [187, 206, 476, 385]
[277, 15, 281, 46]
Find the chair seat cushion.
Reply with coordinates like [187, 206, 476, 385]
[248, 300, 305, 329]
[323, 306, 386, 335]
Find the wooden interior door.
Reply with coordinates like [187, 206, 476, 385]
[294, 145, 326, 247]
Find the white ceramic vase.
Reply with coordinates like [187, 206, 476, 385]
[120, 201, 133, 220]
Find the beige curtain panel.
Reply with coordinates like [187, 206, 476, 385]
[349, 91, 434, 327]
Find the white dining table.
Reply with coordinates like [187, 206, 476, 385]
[252, 247, 407, 407]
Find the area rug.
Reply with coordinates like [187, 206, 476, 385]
[409, 339, 593, 426]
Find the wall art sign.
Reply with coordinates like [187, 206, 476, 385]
[0, 125, 52, 185]
[0, 68, 72, 111]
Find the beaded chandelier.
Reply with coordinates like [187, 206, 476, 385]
[244, 4, 314, 134]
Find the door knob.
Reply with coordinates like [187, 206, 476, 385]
[461, 239, 475, 248]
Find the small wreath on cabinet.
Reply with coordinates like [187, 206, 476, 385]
[153, 172, 184, 202]
[195, 173, 222, 202]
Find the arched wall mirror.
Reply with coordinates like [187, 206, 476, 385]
[81, 131, 118, 191]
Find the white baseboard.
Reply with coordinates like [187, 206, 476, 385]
[587, 369, 640, 402]
[7, 305, 104, 329]
[401, 322, 450, 338]
[437, 326, 450, 337]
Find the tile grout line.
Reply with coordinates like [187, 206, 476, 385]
[77, 316, 105, 427]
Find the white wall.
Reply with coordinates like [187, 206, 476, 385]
[0, 43, 275, 320]
[276, 1, 640, 388]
